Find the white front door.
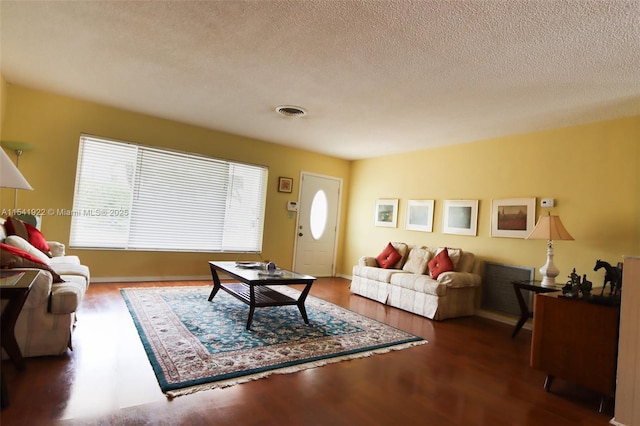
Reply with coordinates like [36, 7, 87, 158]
[293, 173, 341, 277]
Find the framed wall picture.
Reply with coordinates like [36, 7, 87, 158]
[405, 199, 435, 232]
[374, 199, 398, 227]
[491, 198, 536, 238]
[443, 200, 478, 236]
[278, 177, 293, 193]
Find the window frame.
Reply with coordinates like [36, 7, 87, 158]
[69, 134, 268, 253]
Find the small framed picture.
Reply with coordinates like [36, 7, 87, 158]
[443, 200, 479, 236]
[374, 199, 398, 227]
[405, 200, 435, 232]
[278, 177, 293, 193]
[491, 198, 536, 238]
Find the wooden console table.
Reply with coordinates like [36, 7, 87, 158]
[530, 291, 620, 412]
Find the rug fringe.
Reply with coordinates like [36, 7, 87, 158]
[166, 339, 427, 398]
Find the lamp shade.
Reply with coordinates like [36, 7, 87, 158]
[0, 148, 33, 190]
[526, 213, 574, 241]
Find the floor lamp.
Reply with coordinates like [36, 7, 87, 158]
[1, 141, 35, 209]
[1, 147, 33, 206]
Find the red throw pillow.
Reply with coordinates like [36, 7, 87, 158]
[428, 248, 455, 279]
[0, 242, 48, 265]
[0, 243, 64, 282]
[24, 222, 52, 257]
[375, 242, 402, 269]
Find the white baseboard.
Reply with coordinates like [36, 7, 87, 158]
[91, 275, 210, 283]
[476, 309, 532, 331]
[336, 273, 352, 280]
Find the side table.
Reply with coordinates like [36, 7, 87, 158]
[510, 280, 560, 338]
[1, 269, 39, 408]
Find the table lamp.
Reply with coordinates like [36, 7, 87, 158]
[526, 212, 574, 287]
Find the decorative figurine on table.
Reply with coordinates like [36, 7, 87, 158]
[562, 269, 581, 298]
[561, 269, 592, 299]
[594, 259, 622, 296]
[580, 274, 592, 298]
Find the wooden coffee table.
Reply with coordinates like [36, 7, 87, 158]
[208, 261, 316, 330]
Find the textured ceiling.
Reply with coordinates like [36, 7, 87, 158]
[1, 1, 639, 160]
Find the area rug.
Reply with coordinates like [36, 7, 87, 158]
[121, 285, 426, 398]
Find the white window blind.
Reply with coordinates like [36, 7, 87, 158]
[70, 135, 267, 252]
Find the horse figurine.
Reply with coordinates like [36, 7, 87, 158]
[594, 259, 622, 296]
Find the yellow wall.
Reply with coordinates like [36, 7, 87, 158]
[345, 116, 640, 283]
[2, 80, 639, 285]
[0, 83, 351, 279]
[0, 74, 7, 133]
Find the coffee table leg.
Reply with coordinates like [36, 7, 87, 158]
[298, 304, 309, 324]
[246, 285, 256, 330]
[208, 266, 222, 301]
[296, 282, 314, 324]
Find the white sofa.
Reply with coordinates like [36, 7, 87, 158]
[1, 217, 90, 357]
[350, 243, 482, 320]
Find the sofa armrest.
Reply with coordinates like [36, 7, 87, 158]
[358, 256, 378, 267]
[437, 271, 481, 288]
[48, 241, 66, 257]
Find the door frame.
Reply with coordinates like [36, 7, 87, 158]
[291, 171, 343, 277]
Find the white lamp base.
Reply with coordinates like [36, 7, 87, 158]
[540, 276, 557, 287]
[539, 243, 559, 287]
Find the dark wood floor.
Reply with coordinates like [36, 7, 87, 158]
[1, 278, 614, 426]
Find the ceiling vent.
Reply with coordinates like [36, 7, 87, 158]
[275, 105, 308, 117]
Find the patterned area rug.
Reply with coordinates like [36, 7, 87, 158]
[121, 285, 426, 398]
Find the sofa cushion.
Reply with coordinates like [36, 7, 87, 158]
[47, 241, 66, 257]
[352, 265, 400, 284]
[51, 263, 90, 285]
[4, 235, 51, 264]
[49, 255, 81, 266]
[390, 272, 446, 296]
[402, 246, 432, 274]
[358, 256, 378, 267]
[429, 248, 455, 279]
[390, 242, 409, 269]
[0, 243, 64, 282]
[376, 242, 402, 269]
[456, 252, 476, 273]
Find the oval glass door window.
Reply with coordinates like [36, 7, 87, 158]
[310, 190, 328, 240]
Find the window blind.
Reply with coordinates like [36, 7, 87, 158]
[69, 135, 267, 252]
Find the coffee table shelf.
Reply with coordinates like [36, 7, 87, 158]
[221, 283, 297, 306]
